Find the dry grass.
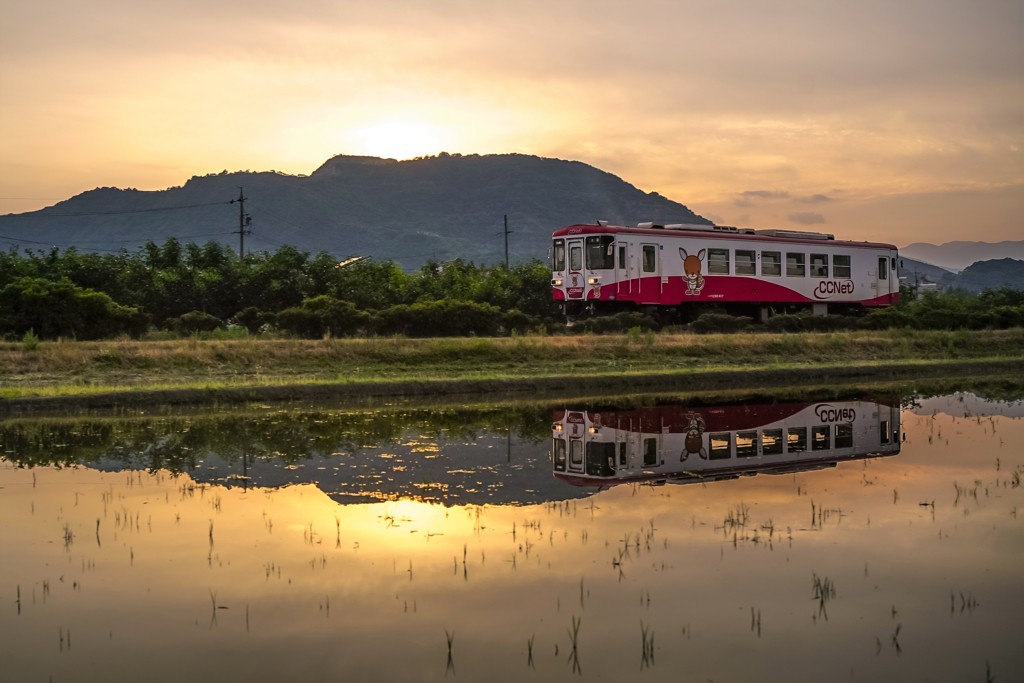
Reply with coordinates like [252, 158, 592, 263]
[1, 329, 1022, 399]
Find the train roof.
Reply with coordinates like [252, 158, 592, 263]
[552, 222, 898, 251]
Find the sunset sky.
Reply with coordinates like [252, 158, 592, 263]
[1, 0, 1021, 246]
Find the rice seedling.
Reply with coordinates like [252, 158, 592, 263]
[444, 629, 455, 675]
[891, 623, 902, 655]
[812, 573, 836, 622]
[566, 615, 582, 675]
[640, 620, 655, 669]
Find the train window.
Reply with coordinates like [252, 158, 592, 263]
[833, 254, 851, 278]
[553, 438, 567, 471]
[618, 245, 626, 270]
[619, 442, 627, 467]
[569, 244, 582, 272]
[709, 433, 731, 460]
[643, 438, 658, 467]
[810, 254, 829, 278]
[586, 236, 615, 269]
[708, 248, 729, 274]
[891, 257, 897, 270]
[787, 427, 807, 453]
[761, 429, 784, 455]
[835, 424, 853, 448]
[736, 431, 757, 457]
[761, 251, 781, 276]
[880, 420, 890, 444]
[786, 253, 805, 277]
[735, 250, 756, 275]
[553, 240, 566, 271]
[878, 257, 888, 280]
[811, 426, 830, 450]
[569, 439, 583, 470]
[586, 442, 616, 476]
[642, 245, 657, 272]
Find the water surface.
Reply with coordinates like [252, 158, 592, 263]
[2, 390, 1022, 682]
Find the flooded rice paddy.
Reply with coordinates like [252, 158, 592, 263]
[2, 388, 1023, 682]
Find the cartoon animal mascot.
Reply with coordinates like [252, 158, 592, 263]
[681, 412, 707, 461]
[679, 248, 706, 295]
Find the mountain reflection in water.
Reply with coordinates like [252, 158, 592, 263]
[1, 398, 902, 504]
[1, 389, 1022, 683]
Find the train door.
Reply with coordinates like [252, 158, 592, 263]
[639, 243, 660, 303]
[876, 255, 891, 299]
[616, 241, 632, 299]
[567, 238, 584, 301]
[568, 436, 585, 473]
[879, 403, 901, 449]
[642, 433, 661, 468]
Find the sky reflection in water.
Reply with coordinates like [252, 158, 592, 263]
[1, 390, 1022, 683]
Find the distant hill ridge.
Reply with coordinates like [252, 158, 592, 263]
[0, 153, 709, 269]
[4, 152, 1021, 292]
[900, 241, 1024, 271]
[952, 258, 1024, 293]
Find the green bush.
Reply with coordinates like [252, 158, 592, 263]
[275, 307, 324, 339]
[0, 277, 147, 340]
[575, 311, 658, 334]
[501, 308, 540, 336]
[174, 310, 223, 335]
[276, 296, 370, 338]
[689, 313, 753, 334]
[373, 300, 503, 337]
[302, 296, 369, 337]
[859, 307, 913, 330]
[764, 314, 808, 333]
[22, 328, 39, 351]
[233, 307, 276, 334]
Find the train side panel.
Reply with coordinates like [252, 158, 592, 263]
[552, 224, 900, 314]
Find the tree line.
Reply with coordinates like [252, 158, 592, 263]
[1, 239, 1022, 340]
[0, 239, 558, 339]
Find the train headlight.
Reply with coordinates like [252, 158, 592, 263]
[587, 276, 600, 285]
[552, 278, 563, 286]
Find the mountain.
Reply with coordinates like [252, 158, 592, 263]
[951, 258, 1024, 293]
[0, 153, 709, 269]
[898, 257, 956, 288]
[899, 241, 1024, 272]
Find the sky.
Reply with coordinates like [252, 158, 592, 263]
[1, 0, 1021, 247]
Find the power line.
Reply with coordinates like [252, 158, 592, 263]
[4, 200, 233, 218]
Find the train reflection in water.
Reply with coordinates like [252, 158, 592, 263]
[552, 399, 901, 487]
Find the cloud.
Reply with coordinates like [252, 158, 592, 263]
[798, 194, 832, 204]
[734, 190, 790, 206]
[789, 212, 827, 225]
[0, 0, 1020, 246]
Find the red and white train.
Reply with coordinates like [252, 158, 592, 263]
[551, 222, 900, 319]
[552, 399, 901, 488]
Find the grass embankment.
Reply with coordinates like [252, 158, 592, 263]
[1, 328, 1022, 410]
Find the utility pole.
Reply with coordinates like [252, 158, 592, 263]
[503, 214, 512, 268]
[230, 187, 251, 257]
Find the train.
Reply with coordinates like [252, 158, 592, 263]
[551, 222, 900, 320]
[552, 399, 901, 488]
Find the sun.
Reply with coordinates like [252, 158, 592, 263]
[351, 121, 447, 160]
